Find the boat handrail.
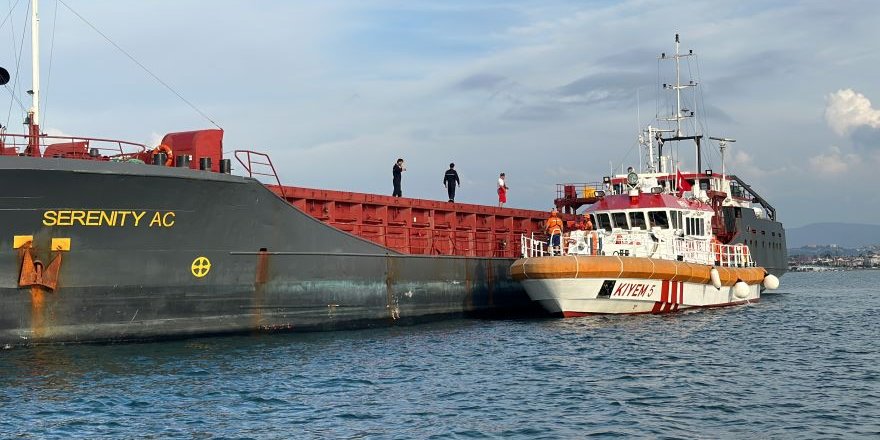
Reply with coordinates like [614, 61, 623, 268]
[0, 132, 147, 158]
[234, 150, 285, 198]
[520, 230, 755, 267]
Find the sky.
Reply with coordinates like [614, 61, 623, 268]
[2, 0, 879, 228]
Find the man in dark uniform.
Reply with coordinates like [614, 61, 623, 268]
[443, 163, 460, 202]
[392, 158, 405, 197]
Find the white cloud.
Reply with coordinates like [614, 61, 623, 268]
[728, 150, 753, 168]
[809, 146, 857, 175]
[825, 89, 880, 136]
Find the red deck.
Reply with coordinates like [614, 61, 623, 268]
[268, 185, 553, 258]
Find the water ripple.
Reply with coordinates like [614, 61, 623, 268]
[1, 272, 879, 438]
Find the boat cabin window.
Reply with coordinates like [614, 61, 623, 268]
[685, 217, 705, 236]
[671, 211, 681, 230]
[629, 212, 647, 230]
[611, 212, 629, 229]
[596, 213, 612, 232]
[648, 211, 669, 229]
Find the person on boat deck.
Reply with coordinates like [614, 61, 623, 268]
[546, 208, 564, 254]
[497, 173, 509, 207]
[443, 163, 460, 202]
[392, 158, 405, 197]
[572, 215, 592, 231]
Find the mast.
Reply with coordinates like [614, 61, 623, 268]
[658, 34, 699, 190]
[660, 34, 696, 138]
[25, 0, 40, 156]
[709, 136, 736, 191]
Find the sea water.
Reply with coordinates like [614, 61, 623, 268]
[1, 271, 878, 439]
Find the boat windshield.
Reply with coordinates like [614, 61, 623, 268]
[596, 213, 612, 231]
[629, 212, 648, 230]
[611, 212, 628, 229]
[649, 210, 669, 229]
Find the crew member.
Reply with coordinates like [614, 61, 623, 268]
[392, 158, 405, 197]
[497, 173, 508, 207]
[443, 163, 460, 202]
[546, 208, 564, 255]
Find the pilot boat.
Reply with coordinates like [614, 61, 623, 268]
[510, 35, 784, 316]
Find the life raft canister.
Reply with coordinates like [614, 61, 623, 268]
[151, 144, 174, 167]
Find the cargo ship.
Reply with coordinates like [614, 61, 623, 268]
[0, 1, 563, 346]
[511, 35, 786, 316]
[3, 143, 559, 346]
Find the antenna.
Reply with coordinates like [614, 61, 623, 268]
[658, 34, 696, 138]
[709, 136, 736, 184]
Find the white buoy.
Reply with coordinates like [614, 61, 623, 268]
[763, 274, 780, 290]
[709, 267, 721, 289]
[733, 281, 750, 299]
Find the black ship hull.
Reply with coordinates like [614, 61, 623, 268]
[724, 207, 787, 277]
[0, 158, 543, 346]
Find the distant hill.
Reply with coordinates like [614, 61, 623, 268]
[786, 222, 880, 249]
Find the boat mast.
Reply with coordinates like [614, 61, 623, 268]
[659, 34, 699, 190]
[709, 136, 736, 191]
[25, 0, 40, 156]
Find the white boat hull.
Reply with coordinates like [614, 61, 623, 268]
[521, 277, 759, 316]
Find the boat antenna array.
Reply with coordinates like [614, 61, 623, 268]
[659, 33, 696, 138]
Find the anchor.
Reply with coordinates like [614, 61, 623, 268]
[17, 238, 67, 291]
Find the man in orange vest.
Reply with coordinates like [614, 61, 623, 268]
[546, 208, 564, 255]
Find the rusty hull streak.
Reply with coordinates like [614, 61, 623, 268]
[465, 259, 473, 311]
[487, 262, 495, 307]
[385, 255, 399, 320]
[29, 287, 46, 340]
[253, 250, 270, 328]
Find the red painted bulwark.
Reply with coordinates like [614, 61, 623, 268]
[269, 184, 553, 258]
[161, 129, 224, 171]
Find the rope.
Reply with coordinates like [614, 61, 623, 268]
[57, 0, 222, 129]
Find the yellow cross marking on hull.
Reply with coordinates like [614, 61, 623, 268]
[191, 256, 211, 278]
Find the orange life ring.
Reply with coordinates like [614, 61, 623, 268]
[151, 144, 174, 167]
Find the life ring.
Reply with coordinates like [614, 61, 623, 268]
[151, 144, 174, 167]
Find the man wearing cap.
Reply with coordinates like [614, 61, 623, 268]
[546, 208, 564, 255]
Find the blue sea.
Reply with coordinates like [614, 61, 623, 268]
[1, 271, 878, 439]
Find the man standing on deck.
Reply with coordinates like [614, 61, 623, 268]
[546, 208, 564, 255]
[443, 163, 460, 202]
[392, 158, 405, 197]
